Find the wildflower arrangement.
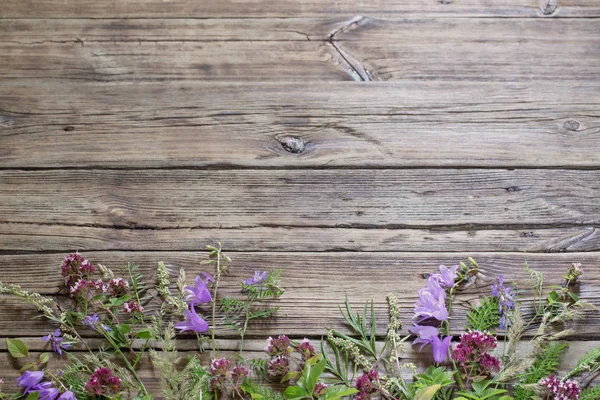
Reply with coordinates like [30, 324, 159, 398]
[0, 246, 599, 400]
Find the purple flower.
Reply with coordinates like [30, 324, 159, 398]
[243, 270, 268, 286]
[436, 265, 459, 288]
[184, 273, 213, 306]
[57, 391, 76, 400]
[491, 275, 515, 329]
[17, 371, 44, 393]
[174, 306, 209, 333]
[42, 329, 71, 355]
[413, 277, 448, 322]
[409, 324, 440, 351]
[82, 313, 99, 329]
[431, 335, 453, 363]
[33, 382, 59, 400]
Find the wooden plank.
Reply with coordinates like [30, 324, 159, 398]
[0, 252, 598, 337]
[337, 17, 600, 82]
[1, 0, 599, 18]
[1, 81, 598, 168]
[1, 169, 599, 229]
[1, 18, 598, 82]
[1, 223, 599, 253]
[2, 340, 597, 393]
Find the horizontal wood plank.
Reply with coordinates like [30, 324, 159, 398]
[1, 223, 599, 252]
[0, 252, 598, 337]
[1, 340, 597, 393]
[1, 0, 599, 18]
[1, 81, 598, 168]
[0, 169, 599, 229]
[1, 18, 598, 82]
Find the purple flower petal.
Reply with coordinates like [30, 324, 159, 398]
[431, 335, 453, 363]
[57, 390, 76, 400]
[184, 274, 212, 305]
[17, 371, 44, 393]
[175, 306, 209, 333]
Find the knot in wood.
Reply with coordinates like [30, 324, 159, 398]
[541, 0, 558, 15]
[64, 126, 76, 132]
[563, 120, 580, 131]
[0, 116, 14, 128]
[279, 136, 306, 154]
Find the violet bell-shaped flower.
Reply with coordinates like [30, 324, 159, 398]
[57, 391, 77, 400]
[184, 272, 213, 306]
[409, 324, 440, 351]
[33, 382, 59, 400]
[413, 277, 448, 322]
[431, 335, 453, 363]
[436, 265, 459, 288]
[17, 371, 44, 393]
[174, 305, 209, 333]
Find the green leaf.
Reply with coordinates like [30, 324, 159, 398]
[323, 385, 359, 400]
[115, 324, 131, 335]
[302, 355, 325, 394]
[414, 384, 442, 400]
[283, 386, 308, 400]
[26, 392, 40, 400]
[281, 371, 300, 383]
[39, 353, 50, 364]
[135, 329, 152, 339]
[6, 338, 29, 359]
[20, 362, 36, 372]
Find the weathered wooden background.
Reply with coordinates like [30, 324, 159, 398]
[1, 0, 600, 394]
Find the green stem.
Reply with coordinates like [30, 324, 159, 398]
[103, 331, 148, 396]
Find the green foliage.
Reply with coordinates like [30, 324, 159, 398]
[283, 355, 357, 400]
[221, 269, 284, 354]
[580, 385, 600, 400]
[454, 380, 512, 400]
[466, 297, 500, 332]
[321, 336, 351, 386]
[513, 342, 568, 400]
[6, 338, 29, 359]
[565, 346, 600, 379]
[241, 379, 285, 400]
[330, 297, 377, 359]
[413, 366, 455, 400]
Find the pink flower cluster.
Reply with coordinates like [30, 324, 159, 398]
[354, 370, 380, 400]
[540, 375, 581, 400]
[264, 336, 316, 377]
[265, 335, 293, 357]
[208, 358, 249, 393]
[85, 368, 122, 397]
[123, 300, 144, 313]
[296, 338, 316, 361]
[452, 331, 501, 378]
[61, 252, 95, 287]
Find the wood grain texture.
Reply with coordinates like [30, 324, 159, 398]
[1, 0, 599, 18]
[1, 18, 598, 82]
[1, 169, 599, 229]
[2, 223, 599, 252]
[0, 252, 598, 337]
[1, 81, 598, 168]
